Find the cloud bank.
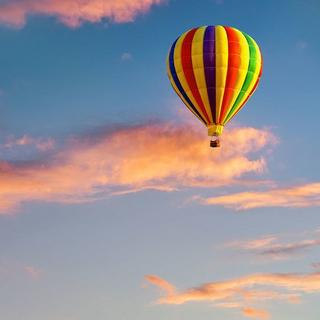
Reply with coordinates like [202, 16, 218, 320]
[0, 0, 165, 28]
[0, 122, 274, 213]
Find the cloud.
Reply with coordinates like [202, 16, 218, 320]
[225, 236, 277, 250]
[259, 239, 320, 258]
[199, 183, 320, 210]
[0, 0, 165, 28]
[121, 52, 133, 61]
[0, 260, 42, 279]
[144, 275, 176, 296]
[3, 135, 55, 151]
[24, 265, 42, 279]
[145, 272, 320, 319]
[0, 122, 274, 213]
[224, 230, 320, 261]
[242, 307, 270, 320]
[312, 263, 320, 270]
[296, 40, 308, 50]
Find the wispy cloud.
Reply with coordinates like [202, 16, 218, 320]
[145, 272, 319, 319]
[259, 239, 320, 259]
[3, 135, 55, 151]
[24, 265, 42, 279]
[121, 52, 133, 61]
[242, 307, 270, 320]
[224, 230, 320, 261]
[198, 183, 320, 210]
[312, 263, 320, 270]
[144, 274, 175, 296]
[0, 260, 42, 279]
[0, 0, 165, 28]
[296, 40, 308, 50]
[0, 122, 274, 213]
[225, 236, 277, 250]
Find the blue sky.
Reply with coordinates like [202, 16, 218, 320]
[0, 1, 319, 319]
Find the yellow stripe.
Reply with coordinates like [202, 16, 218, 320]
[215, 25, 229, 124]
[191, 26, 213, 124]
[220, 28, 250, 124]
[173, 30, 208, 122]
[224, 35, 262, 123]
[166, 54, 206, 125]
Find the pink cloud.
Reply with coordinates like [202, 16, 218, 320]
[0, 0, 165, 28]
[145, 272, 320, 319]
[24, 265, 42, 279]
[312, 263, 320, 270]
[0, 260, 42, 279]
[3, 135, 55, 151]
[0, 122, 274, 213]
[259, 239, 320, 258]
[224, 230, 320, 261]
[199, 183, 320, 210]
[225, 236, 277, 250]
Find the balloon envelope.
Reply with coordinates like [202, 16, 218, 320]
[167, 25, 263, 138]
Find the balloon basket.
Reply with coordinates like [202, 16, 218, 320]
[210, 138, 220, 148]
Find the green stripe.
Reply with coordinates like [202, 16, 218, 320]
[223, 32, 259, 124]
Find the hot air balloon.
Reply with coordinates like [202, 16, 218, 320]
[167, 25, 263, 148]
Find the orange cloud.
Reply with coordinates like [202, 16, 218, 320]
[145, 272, 320, 319]
[144, 275, 175, 296]
[242, 307, 270, 320]
[0, 123, 273, 213]
[199, 183, 320, 210]
[0, 0, 165, 28]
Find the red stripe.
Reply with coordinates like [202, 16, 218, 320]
[181, 28, 210, 123]
[219, 27, 242, 123]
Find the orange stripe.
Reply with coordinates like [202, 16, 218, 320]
[219, 27, 242, 123]
[181, 28, 210, 123]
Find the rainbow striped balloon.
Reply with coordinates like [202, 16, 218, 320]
[167, 25, 263, 138]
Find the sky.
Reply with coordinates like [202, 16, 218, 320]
[0, 0, 319, 319]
